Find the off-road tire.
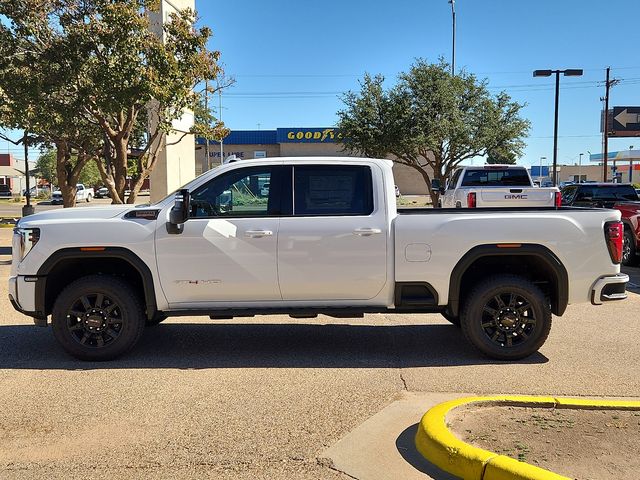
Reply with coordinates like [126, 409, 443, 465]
[460, 275, 552, 360]
[52, 275, 145, 361]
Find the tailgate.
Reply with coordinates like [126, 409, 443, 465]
[477, 187, 556, 207]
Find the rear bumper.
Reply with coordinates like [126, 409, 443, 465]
[591, 274, 629, 305]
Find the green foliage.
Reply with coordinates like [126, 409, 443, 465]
[337, 59, 530, 201]
[34, 150, 58, 187]
[0, 0, 228, 205]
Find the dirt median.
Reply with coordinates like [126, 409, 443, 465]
[449, 404, 640, 479]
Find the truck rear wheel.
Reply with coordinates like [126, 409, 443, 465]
[460, 275, 551, 360]
[52, 275, 145, 361]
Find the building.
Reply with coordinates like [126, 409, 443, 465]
[196, 127, 432, 195]
[0, 153, 37, 194]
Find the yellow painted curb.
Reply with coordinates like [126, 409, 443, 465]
[414, 395, 640, 480]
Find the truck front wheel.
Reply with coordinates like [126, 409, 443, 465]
[460, 275, 551, 360]
[52, 275, 145, 360]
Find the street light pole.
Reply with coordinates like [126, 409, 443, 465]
[448, 0, 456, 75]
[533, 68, 584, 187]
[631, 145, 635, 183]
[578, 153, 583, 183]
[22, 132, 34, 217]
[539, 156, 546, 184]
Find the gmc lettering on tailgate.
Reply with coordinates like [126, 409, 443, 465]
[504, 194, 528, 200]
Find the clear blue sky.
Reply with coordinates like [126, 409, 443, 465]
[197, 0, 640, 167]
[3, 0, 639, 168]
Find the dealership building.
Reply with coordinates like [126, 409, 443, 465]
[196, 127, 431, 195]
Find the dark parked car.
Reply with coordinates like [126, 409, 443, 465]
[95, 187, 110, 199]
[0, 184, 11, 197]
[561, 183, 640, 265]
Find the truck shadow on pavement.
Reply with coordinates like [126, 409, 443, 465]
[0, 322, 548, 370]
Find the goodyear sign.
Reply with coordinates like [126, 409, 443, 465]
[276, 128, 343, 143]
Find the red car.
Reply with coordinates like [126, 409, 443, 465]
[561, 183, 640, 266]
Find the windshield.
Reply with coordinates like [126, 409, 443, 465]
[461, 168, 531, 187]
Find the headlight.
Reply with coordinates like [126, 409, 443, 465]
[13, 227, 40, 262]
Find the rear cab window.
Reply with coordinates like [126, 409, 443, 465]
[461, 168, 531, 187]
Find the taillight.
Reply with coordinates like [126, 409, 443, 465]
[467, 192, 476, 208]
[555, 191, 562, 208]
[604, 221, 623, 264]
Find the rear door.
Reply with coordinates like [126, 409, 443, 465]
[277, 164, 388, 301]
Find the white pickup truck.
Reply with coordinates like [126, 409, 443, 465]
[9, 157, 628, 361]
[437, 165, 560, 208]
[51, 184, 94, 205]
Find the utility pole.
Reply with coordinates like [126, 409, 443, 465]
[602, 67, 620, 182]
[218, 80, 224, 164]
[603, 67, 611, 182]
[448, 0, 456, 75]
[204, 79, 210, 171]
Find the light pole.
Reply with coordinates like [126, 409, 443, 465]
[578, 153, 583, 183]
[539, 156, 546, 184]
[533, 69, 584, 187]
[631, 145, 635, 183]
[448, 0, 455, 75]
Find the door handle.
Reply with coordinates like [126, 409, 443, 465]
[245, 229, 273, 238]
[353, 228, 382, 236]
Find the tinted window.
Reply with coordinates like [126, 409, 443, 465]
[0, 184, 10, 192]
[448, 169, 462, 190]
[461, 168, 530, 187]
[190, 166, 291, 218]
[560, 185, 578, 204]
[294, 165, 373, 216]
[591, 186, 638, 202]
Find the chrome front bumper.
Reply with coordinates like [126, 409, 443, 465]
[591, 274, 629, 305]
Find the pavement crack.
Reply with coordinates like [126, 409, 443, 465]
[318, 457, 360, 479]
[384, 314, 409, 392]
[399, 371, 408, 391]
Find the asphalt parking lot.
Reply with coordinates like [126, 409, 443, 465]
[1, 227, 639, 479]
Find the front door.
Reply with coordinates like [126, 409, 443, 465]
[155, 165, 290, 307]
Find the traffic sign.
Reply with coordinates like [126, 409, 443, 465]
[611, 106, 640, 137]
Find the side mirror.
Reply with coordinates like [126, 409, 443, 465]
[431, 179, 445, 195]
[167, 189, 190, 234]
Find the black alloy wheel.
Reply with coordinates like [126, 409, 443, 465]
[65, 293, 123, 348]
[460, 275, 552, 360]
[52, 275, 145, 361]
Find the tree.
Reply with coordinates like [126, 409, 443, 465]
[0, 1, 108, 207]
[337, 59, 530, 204]
[0, 0, 228, 206]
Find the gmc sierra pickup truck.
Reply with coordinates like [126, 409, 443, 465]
[9, 158, 628, 361]
[436, 165, 560, 208]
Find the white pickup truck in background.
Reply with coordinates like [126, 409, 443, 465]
[436, 165, 560, 208]
[9, 158, 627, 361]
[51, 184, 94, 205]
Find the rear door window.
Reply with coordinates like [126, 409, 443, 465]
[293, 165, 373, 216]
[592, 186, 638, 202]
